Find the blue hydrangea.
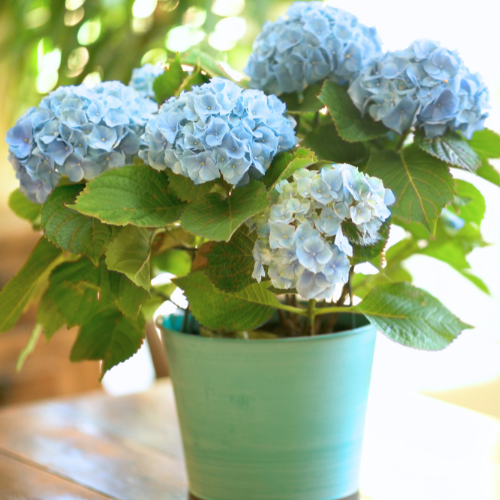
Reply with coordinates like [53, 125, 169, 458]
[5, 81, 158, 203]
[139, 77, 297, 185]
[250, 163, 395, 300]
[129, 63, 165, 99]
[244, 1, 383, 95]
[348, 40, 489, 138]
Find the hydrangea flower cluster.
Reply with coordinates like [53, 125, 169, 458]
[129, 63, 165, 99]
[140, 77, 297, 185]
[250, 163, 395, 300]
[348, 40, 489, 138]
[6, 81, 158, 203]
[244, 1, 382, 95]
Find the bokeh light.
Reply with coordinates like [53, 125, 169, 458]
[211, 0, 245, 17]
[132, 0, 157, 19]
[77, 19, 102, 45]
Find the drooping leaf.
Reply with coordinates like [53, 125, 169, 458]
[70, 308, 146, 378]
[202, 225, 258, 293]
[279, 83, 323, 113]
[181, 180, 268, 241]
[153, 56, 187, 104]
[8, 189, 41, 224]
[302, 124, 367, 166]
[16, 324, 43, 372]
[477, 160, 500, 188]
[357, 282, 467, 350]
[467, 128, 500, 159]
[105, 226, 154, 291]
[318, 81, 388, 142]
[263, 148, 317, 190]
[37, 292, 66, 341]
[174, 272, 280, 331]
[183, 50, 226, 78]
[152, 249, 192, 277]
[416, 131, 481, 172]
[0, 238, 62, 333]
[366, 145, 454, 233]
[166, 170, 215, 202]
[109, 272, 150, 320]
[453, 179, 485, 225]
[42, 184, 115, 265]
[70, 165, 186, 227]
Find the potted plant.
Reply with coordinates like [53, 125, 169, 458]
[1, 2, 498, 499]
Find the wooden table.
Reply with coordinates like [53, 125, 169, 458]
[0, 380, 499, 500]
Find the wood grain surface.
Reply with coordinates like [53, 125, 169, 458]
[0, 380, 498, 500]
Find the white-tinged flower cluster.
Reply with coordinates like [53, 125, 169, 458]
[250, 163, 395, 300]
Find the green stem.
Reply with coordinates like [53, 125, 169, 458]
[314, 305, 360, 316]
[396, 129, 412, 153]
[307, 299, 316, 336]
[274, 302, 308, 316]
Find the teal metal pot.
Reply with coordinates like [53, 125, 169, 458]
[159, 318, 376, 500]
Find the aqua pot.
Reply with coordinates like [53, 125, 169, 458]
[160, 319, 376, 500]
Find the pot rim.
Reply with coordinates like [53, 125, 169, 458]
[157, 316, 374, 345]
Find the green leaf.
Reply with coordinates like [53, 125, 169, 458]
[109, 272, 150, 320]
[453, 179, 485, 225]
[166, 170, 214, 202]
[263, 148, 317, 190]
[37, 292, 66, 341]
[0, 238, 62, 333]
[175, 272, 280, 331]
[177, 70, 209, 94]
[42, 184, 115, 265]
[183, 50, 226, 78]
[70, 308, 146, 378]
[152, 249, 192, 277]
[366, 145, 454, 233]
[203, 225, 257, 293]
[318, 81, 388, 142]
[16, 324, 43, 372]
[302, 124, 367, 166]
[153, 56, 186, 104]
[357, 282, 467, 350]
[467, 128, 500, 159]
[416, 131, 481, 172]
[8, 189, 41, 224]
[105, 226, 154, 291]
[352, 264, 412, 299]
[141, 295, 165, 322]
[345, 220, 390, 266]
[70, 166, 186, 227]
[458, 270, 489, 295]
[279, 84, 323, 113]
[477, 160, 500, 188]
[181, 180, 268, 241]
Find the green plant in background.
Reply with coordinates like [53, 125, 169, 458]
[1, 1, 500, 378]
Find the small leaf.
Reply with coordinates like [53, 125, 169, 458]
[477, 160, 500, 188]
[279, 84, 323, 113]
[105, 226, 154, 291]
[175, 272, 280, 331]
[70, 308, 145, 378]
[263, 148, 317, 190]
[153, 56, 187, 104]
[416, 131, 481, 172]
[203, 225, 258, 293]
[346, 220, 390, 266]
[166, 170, 215, 202]
[183, 50, 226, 78]
[109, 272, 150, 320]
[366, 145, 454, 233]
[70, 165, 186, 227]
[318, 81, 388, 142]
[38, 292, 66, 341]
[357, 282, 467, 350]
[453, 179, 485, 225]
[16, 324, 43, 372]
[8, 189, 41, 224]
[42, 184, 115, 265]
[0, 238, 62, 333]
[303, 124, 367, 166]
[181, 180, 268, 241]
[467, 128, 500, 159]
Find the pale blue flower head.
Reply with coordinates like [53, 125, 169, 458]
[140, 78, 297, 185]
[348, 39, 489, 138]
[129, 64, 165, 99]
[244, 2, 383, 95]
[6, 81, 157, 203]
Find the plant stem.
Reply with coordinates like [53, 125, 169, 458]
[314, 305, 359, 316]
[307, 299, 316, 336]
[274, 303, 308, 316]
[396, 129, 412, 153]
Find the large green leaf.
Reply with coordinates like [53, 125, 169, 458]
[37, 292, 66, 341]
[345, 220, 390, 266]
[279, 83, 323, 113]
[105, 226, 154, 291]
[416, 131, 481, 172]
[16, 324, 43, 372]
[366, 145, 454, 233]
[0, 238, 62, 333]
[477, 160, 500, 188]
[453, 179, 485, 225]
[318, 81, 388, 142]
[70, 308, 145, 377]
[109, 272, 150, 320]
[357, 282, 467, 350]
[181, 180, 268, 241]
[263, 148, 317, 190]
[467, 128, 500, 158]
[152, 249, 192, 277]
[201, 225, 258, 293]
[166, 170, 215, 202]
[70, 166, 186, 227]
[153, 56, 186, 104]
[175, 272, 280, 331]
[302, 124, 367, 166]
[42, 184, 115, 265]
[8, 189, 41, 224]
